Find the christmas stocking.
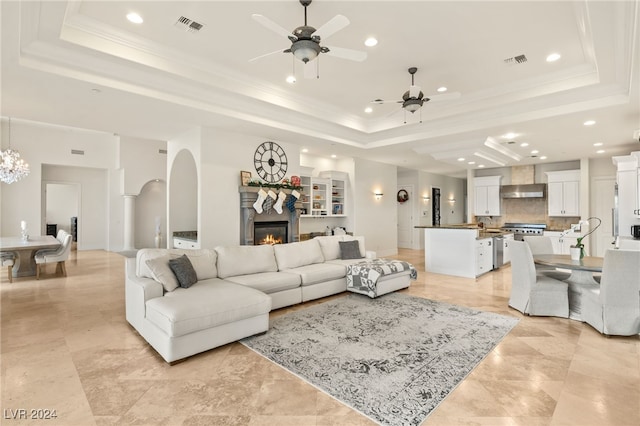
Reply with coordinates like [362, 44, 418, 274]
[274, 191, 287, 214]
[264, 190, 277, 214]
[253, 189, 268, 214]
[286, 190, 300, 212]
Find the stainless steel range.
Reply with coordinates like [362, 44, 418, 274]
[501, 223, 546, 241]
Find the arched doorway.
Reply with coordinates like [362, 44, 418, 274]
[169, 150, 198, 246]
[135, 179, 167, 248]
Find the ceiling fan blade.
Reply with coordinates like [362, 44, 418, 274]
[249, 48, 288, 63]
[313, 15, 350, 41]
[252, 14, 297, 41]
[370, 99, 403, 104]
[323, 46, 367, 62]
[423, 91, 462, 102]
[303, 60, 318, 79]
[409, 85, 421, 99]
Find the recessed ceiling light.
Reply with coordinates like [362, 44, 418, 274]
[597, 149, 605, 154]
[531, 150, 539, 154]
[457, 157, 465, 161]
[468, 161, 475, 165]
[593, 142, 603, 146]
[302, 148, 309, 153]
[546, 53, 561, 62]
[364, 37, 378, 47]
[364, 106, 373, 113]
[503, 132, 517, 139]
[437, 87, 447, 93]
[286, 75, 296, 84]
[540, 156, 547, 160]
[331, 154, 337, 158]
[126, 12, 143, 24]
[520, 142, 529, 147]
[478, 164, 485, 168]
[583, 120, 596, 126]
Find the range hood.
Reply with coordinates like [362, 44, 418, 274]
[500, 184, 546, 198]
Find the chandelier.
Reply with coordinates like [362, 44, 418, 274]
[1, 118, 30, 184]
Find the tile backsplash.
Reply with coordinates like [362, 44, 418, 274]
[475, 197, 579, 231]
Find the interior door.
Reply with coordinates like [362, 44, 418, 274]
[432, 187, 441, 226]
[397, 185, 413, 248]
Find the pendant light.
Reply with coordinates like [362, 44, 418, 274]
[0, 118, 30, 184]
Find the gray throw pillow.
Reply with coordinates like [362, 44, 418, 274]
[339, 240, 362, 260]
[168, 255, 198, 288]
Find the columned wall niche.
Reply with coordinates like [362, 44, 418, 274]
[239, 186, 302, 245]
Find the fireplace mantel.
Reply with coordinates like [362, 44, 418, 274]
[239, 186, 303, 245]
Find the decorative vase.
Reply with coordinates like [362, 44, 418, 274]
[154, 232, 162, 248]
[570, 246, 582, 261]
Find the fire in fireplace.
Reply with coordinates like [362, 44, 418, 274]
[254, 221, 288, 245]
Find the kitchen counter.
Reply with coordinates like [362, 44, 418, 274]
[419, 226, 512, 278]
[173, 231, 197, 242]
[415, 225, 512, 239]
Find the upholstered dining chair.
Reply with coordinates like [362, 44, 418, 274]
[581, 249, 640, 336]
[1, 252, 15, 283]
[522, 235, 571, 281]
[35, 233, 72, 279]
[509, 240, 569, 318]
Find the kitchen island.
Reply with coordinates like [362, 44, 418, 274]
[416, 225, 513, 278]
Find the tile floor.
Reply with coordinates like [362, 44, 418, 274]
[1, 249, 639, 425]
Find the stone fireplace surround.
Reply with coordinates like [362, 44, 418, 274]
[239, 186, 303, 245]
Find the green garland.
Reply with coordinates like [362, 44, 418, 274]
[247, 180, 303, 191]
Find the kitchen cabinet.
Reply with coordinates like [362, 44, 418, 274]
[474, 176, 502, 216]
[503, 233, 514, 265]
[544, 231, 579, 255]
[173, 238, 200, 249]
[300, 172, 347, 218]
[612, 152, 640, 237]
[546, 170, 580, 216]
[475, 238, 493, 276]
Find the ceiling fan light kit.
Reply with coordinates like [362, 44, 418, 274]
[250, 0, 367, 78]
[371, 67, 461, 123]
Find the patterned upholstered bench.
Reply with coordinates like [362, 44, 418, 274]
[346, 259, 417, 298]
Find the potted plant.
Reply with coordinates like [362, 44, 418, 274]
[569, 217, 601, 260]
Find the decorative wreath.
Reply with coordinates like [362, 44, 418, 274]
[397, 189, 409, 203]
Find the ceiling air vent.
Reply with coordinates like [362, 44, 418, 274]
[503, 54, 527, 64]
[71, 149, 84, 155]
[175, 16, 205, 33]
[158, 149, 167, 154]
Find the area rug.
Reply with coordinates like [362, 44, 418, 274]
[241, 292, 519, 426]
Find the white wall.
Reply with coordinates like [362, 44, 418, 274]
[353, 158, 398, 257]
[45, 183, 79, 235]
[174, 127, 302, 248]
[135, 180, 167, 248]
[0, 119, 119, 249]
[42, 165, 108, 250]
[119, 136, 167, 195]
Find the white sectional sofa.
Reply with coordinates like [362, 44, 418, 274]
[125, 235, 411, 362]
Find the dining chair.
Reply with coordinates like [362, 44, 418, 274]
[35, 233, 72, 279]
[581, 249, 640, 336]
[522, 235, 571, 281]
[1, 252, 15, 283]
[509, 240, 569, 318]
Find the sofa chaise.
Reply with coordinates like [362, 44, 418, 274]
[125, 235, 412, 362]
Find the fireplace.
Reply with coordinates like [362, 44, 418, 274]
[254, 221, 288, 245]
[239, 186, 303, 245]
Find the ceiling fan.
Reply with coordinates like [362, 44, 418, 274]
[250, 0, 367, 78]
[371, 67, 461, 121]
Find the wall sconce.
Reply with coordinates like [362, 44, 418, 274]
[374, 192, 384, 200]
[448, 198, 456, 204]
[422, 196, 430, 203]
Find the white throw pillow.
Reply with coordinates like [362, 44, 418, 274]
[145, 255, 179, 292]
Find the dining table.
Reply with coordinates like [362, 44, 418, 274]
[0, 235, 61, 278]
[533, 254, 604, 320]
